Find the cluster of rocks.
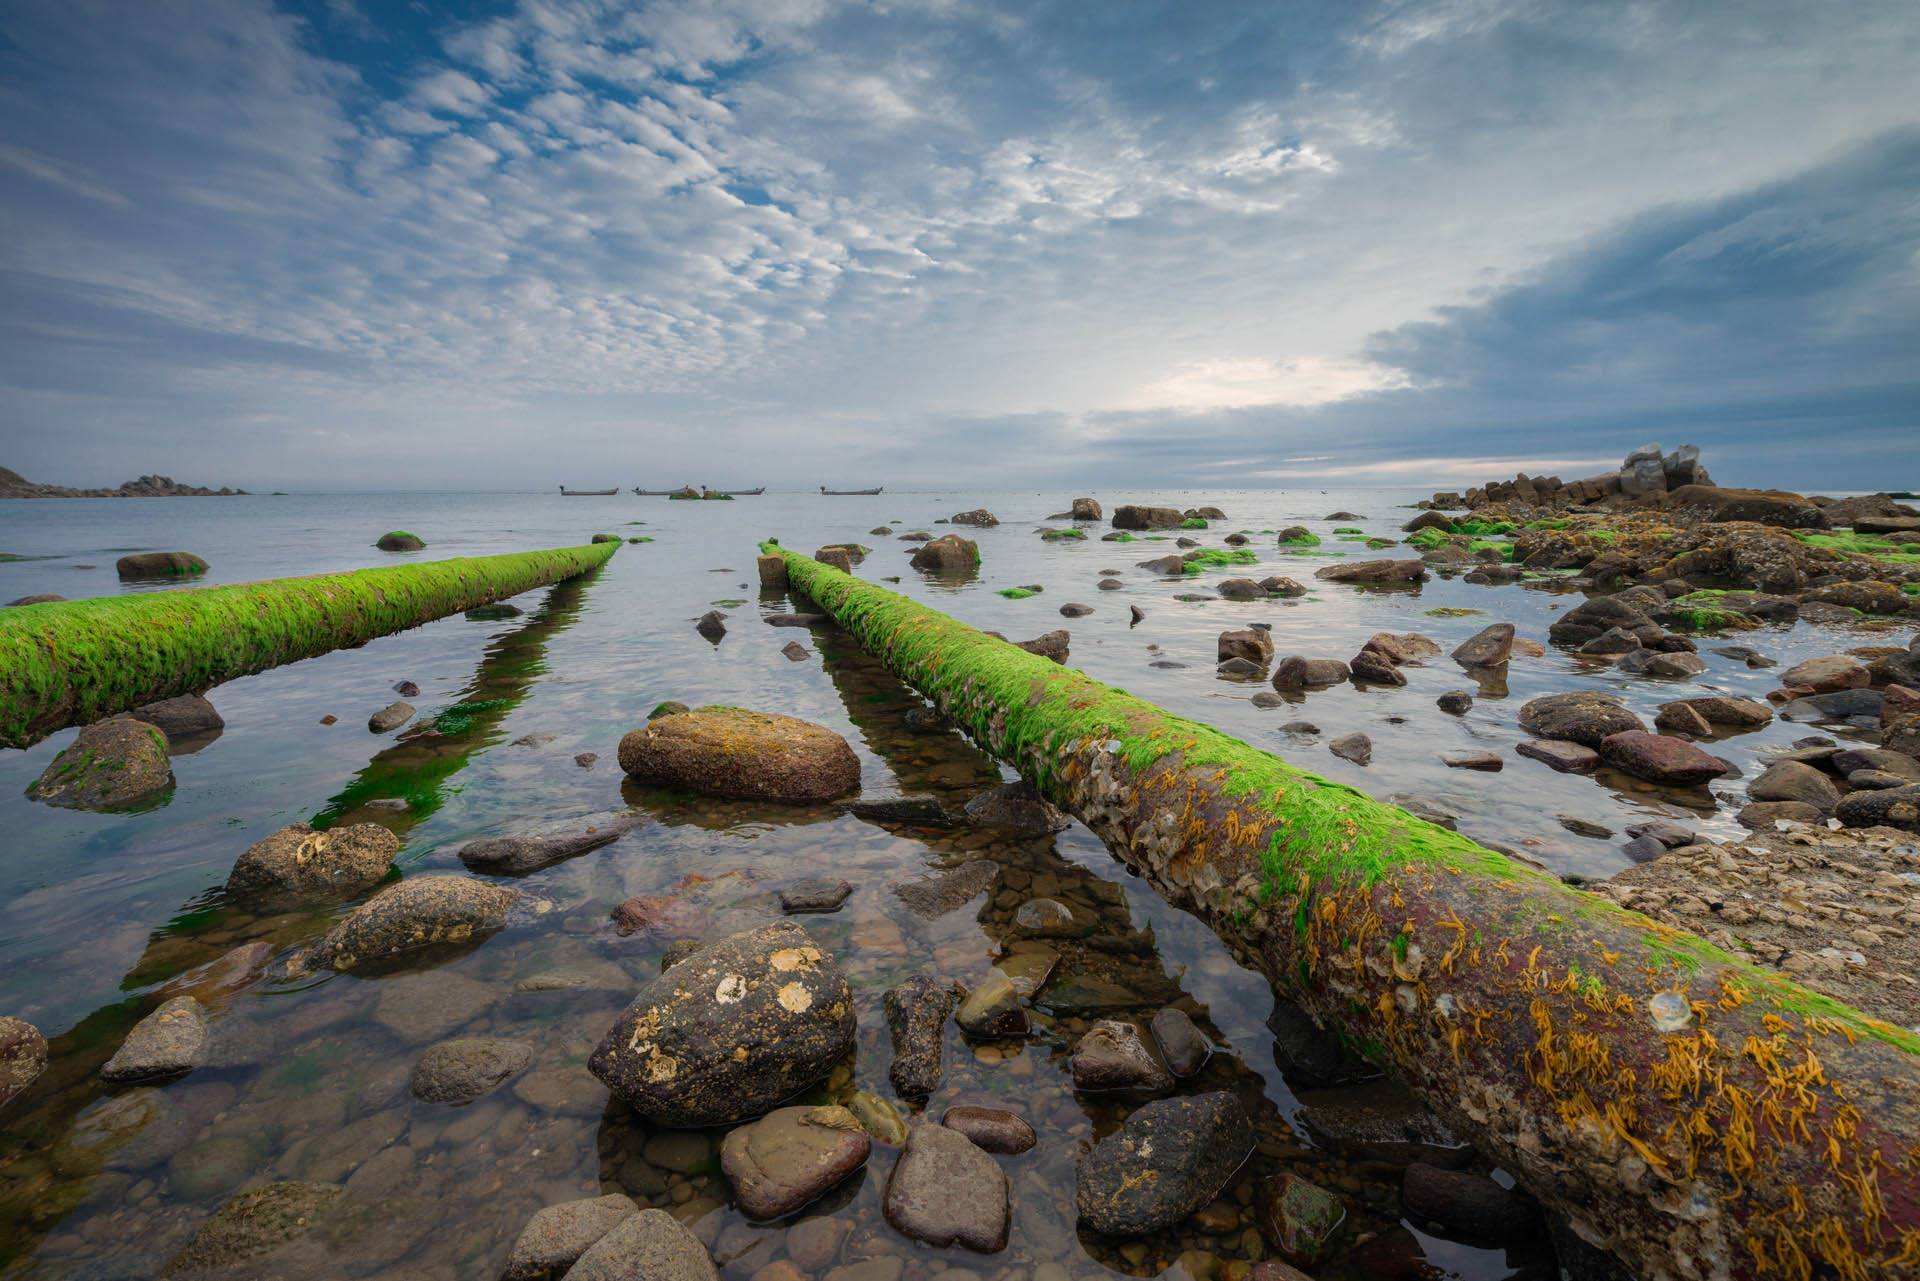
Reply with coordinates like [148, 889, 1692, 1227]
[1112, 504, 1226, 531]
[25, 694, 227, 811]
[0, 466, 244, 499]
[1428, 444, 1715, 513]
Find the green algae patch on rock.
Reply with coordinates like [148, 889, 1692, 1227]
[0, 541, 617, 750]
[1180, 517, 1210, 529]
[997, 587, 1037, 600]
[618, 706, 859, 803]
[164, 1180, 345, 1276]
[375, 531, 425, 552]
[28, 717, 173, 812]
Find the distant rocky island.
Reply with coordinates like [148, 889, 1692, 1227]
[0, 466, 244, 499]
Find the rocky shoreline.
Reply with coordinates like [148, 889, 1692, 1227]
[0, 466, 244, 499]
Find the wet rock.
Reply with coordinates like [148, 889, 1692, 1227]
[1071, 497, 1102, 520]
[373, 970, 495, 1043]
[164, 1180, 344, 1275]
[696, 610, 728, 642]
[1442, 751, 1503, 772]
[369, 700, 415, 733]
[1781, 654, 1869, 694]
[1070, 1019, 1172, 1092]
[848, 1090, 908, 1146]
[1835, 784, 1920, 832]
[468, 602, 524, 620]
[1738, 800, 1825, 829]
[721, 1105, 871, 1220]
[458, 815, 640, 875]
[884, 975, 958, 1099]
[941, 1105, 1035, 1154]
[1402, 1163, 1538, 1244]
[1778, 688, 1883, 722]
[1622, 831, 1665, 860]
[1653, 702, 1713, 737]
[1616, 648, 1707, 678]
[1097, 577, 1125, 590]
[955, 970, 1029, 1039]
[782, 640, 810, 661]
[1313, 559, 1427, 585]
[1267, 1002, 1377, 1088]
[1272, 657, 1349, 689]
[1450, 623, 1515, 667]
[962, 780, 1069, 835]
[1598, 731, 1729, 786]
[1076, 1092, 1252, 1235]
[505, 1194, 638, 1281]
[950, 508, 998, 527]
[1138, 553, 1188, 575]
[1059, 602, 1094, 618]
[784, 1218, 849, 1271]
[1218, 656, 1265, 679]
[650, 701, 690, 720]
[228, 822, 400, 897]
[1, 1016, 47, 1109]
[848, 796, 958, 827]
[1219, 627, 1275, 667]
[883, 1123, 1010, 1252]
[780, 878, 853, 914]
[589, 921, 854, 1127]
[1517, 692, 1645, 748]
[294, 876, 519, 974]
[28, 717, 173, 811]
[1557, 814, 1613, 839]
[1748, 760, 1842, 812]
[1013, 629, 1071, 662]
[891, 859, 998, 917]
[1547, 596, 1656, 648]
[129, 693, 224, 743]
[410, 1036, 532, 1105]
[611, 891, 707, 940]
[116, 550, 208, 580]
[1129, 605, 1146, 625]
[1436, 690, 1474, 715]
[1262, 576, 1307, 596]
[1297, 1079, 1468, 1166]
[1348, 650, 1405, 687]
[1833, 746, 1920, 781]
[765, 612, 826, 628]
[1113, 505, 1183, 530]
[758, 555, 790, 590]
[910, 534, 980, 574]
[1257, 1173, 1348, 1266]
[101, 996, 207, 1083]
[620, 707, 859, 803]
[995, 947, 1058, 997]
[1328, 732, 1371, 766]
[566, 1208, 719, 1281]
[1149, 1007, 1211, 1077]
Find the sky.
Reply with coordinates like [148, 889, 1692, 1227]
[1, 0, 1916, 492]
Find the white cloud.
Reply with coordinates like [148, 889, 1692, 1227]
[1120, 357, 1411, 412]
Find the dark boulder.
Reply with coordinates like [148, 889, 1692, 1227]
[1272, 656, 1350, 689]
[909, 534, 980, 574]
[28, 717, 173, 811]
[941, 1105, 1036, 1154]
[1075, 1092, 1252, 1235]
[229, 822, 400, 897]
[1113, 505, 1183, 530]
[1517, 692, 1644, 748]
[1598, 731, 1730, 786]
[720, 1104, 871, 1220]
[128, 694, 223, 742]
[116, 551, 207, 580]
[1070, 1019, 1173, 1092]
[1451, 623, 1515, 667]
[292, 876, 519, 975]
[619, 707, 859, 803]
[884, 975, 957, 1100]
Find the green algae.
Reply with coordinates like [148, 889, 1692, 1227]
[1406, 528, 1448, 550]
[1180, 549, 1259, 575]
[1106, 532, 1136, 542]
[1180, 517, 1209, 529]
[0, 542, 616, 750]
[1795, 528, 1920, 565]
[1041, 529, 1086, 541]
[1333, 527, 1363, 535]
[1454, 518, 1516, 536]
[1424, 607, 1482, 618]
[1526, 518, 1569, 530]
[997, 587, 1037, 600]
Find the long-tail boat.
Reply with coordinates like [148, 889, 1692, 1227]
[559, 485, 619, 496]
[820, 485, 883, 495]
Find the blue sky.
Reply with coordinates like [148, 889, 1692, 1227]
[1, 0, 1915, 491]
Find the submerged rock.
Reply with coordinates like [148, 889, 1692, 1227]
[1257, 1173, 1348, 1266]
[955, 970, 1029, 1039]
[410, 1036, 532, 1105]
[962, 780, 1069, 835]
[891, 858, 998, 917]
[457, 814, 640, 875]
[116, 550, 207, 580]
[883, 1123, 1010, 1252]
[884, 975, 957, 1099]
[164, 1181, 345, 1275]
[1149, 1007, 1211, 1077]
[227, 822, 400, 897]
[589, 921, 855, 1126]
[720, 1104, 871, 1220]
[565, 1208, 719, 1281]
[942, 1105, 1035, 1154]
[101, 996, 207, 1083]
[619, 707, 859, 803]
[1, 1016, 48, 1110]
[505, 1194, 637, 1281]
[129, 694, 224, 742]
[293, 876, 519, 974]
[780, 878, 853, 913]
[1076, 1092, 1252, 1235]
[1070, 1020, 1172, 1092]
[368, 700, 415, 733]
[28, 718, 173, 811]
[1401, 1162, 1539, 1244]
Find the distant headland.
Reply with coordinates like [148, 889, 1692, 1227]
[0, 467, 245, 499]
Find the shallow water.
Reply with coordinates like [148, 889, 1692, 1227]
[0, 489, 1898, 1278]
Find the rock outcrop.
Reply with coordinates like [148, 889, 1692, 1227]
[0, 466, 244, 499]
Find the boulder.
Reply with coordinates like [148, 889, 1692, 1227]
[368, 700, 415, 733]
[1313, 559, 1427, 585]
[941, 1106, 1036, 1155]
[779, 878, 852, 913]
[1803, 581, 1909, 616]
[1217, 578, 1266, 600]
[129, 694, 223, 742]
[410, 1036, 533, 1105]
[1616, 648, 1707, 678]
[884, 975, 957, 1100]
[1149, 1007, 1211, 1077]
[949, 509, 998, 527]
[1257, 1173, 1348, 1266]
[955, 970, 1028, 1038]
[1113, 505, 1184, 530]
[1, 1016, 48, 1110]
[101, 996, 207, 1083]
[28, 717, 173, 811]
[909, 534, 980, 574]
[1401, 1163, 1537, 1244]
[1272, 657, 1350, 689]
[1070, 1020, 1173, 1092]
[1654, 702, 1713, 737]
[565, 1208, 719, 1281]
[505, 1195, 638, 1281]
[1138, 554, 1187, 575]
[1517, 692, 1645, 748]
[695, 610, 727, 641]
[1780, 655, 1869, 694]
[1598, 731, 1730, 786]
[757, 554, 789, 590]
[1219, 628, 1275, 667]
[883, 1123, 1010, 1252]
[293, 876, 519, 974]
[375, 531, 425, 551]
[1015, 630, 1070, 662]
[116, 551, 207, 580]
[1739, 800, 1825, 829]
[1748, 760, 1842, 812]
[164, 1182, 345, 1275]
[1515, 739, 1600, 773]
[1835, 785, 1920, 832]
[1329, 732, 1372, 765]
[619, 707, 859, 803]
[1668, 484, 1828, 528]
[962, 780, 1069, 835]
[458, 815, 640, 875]
[1348, 650, 1405, 686]
[1071, 497, 1102, 520]
[720, 1105, 871, 1220]
[1076, 1092, 1253, 1235]
[588, 922, 855, 1126]
[228, 822, 400, 897]
[1261, 576, 1307, 597]
[1664, 696, 1773, 729]
[1451, 623, 1515, 667]
[1436, 690, 1474, 715]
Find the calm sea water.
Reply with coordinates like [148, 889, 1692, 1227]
[0, 489, 1887, 1279]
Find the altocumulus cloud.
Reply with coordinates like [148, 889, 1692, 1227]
[0, 0, 1915, 489]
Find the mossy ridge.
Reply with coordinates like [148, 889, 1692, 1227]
[0, 542, 616, 750]
[1793, 529, 1920, 564]
[766, 541, 1919, 1055]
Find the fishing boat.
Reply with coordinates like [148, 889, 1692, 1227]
[559, 485, 620, 496]
[820, 485, 884, 495]
[715, 487, 765, 496]
[632, 487, 679, 496]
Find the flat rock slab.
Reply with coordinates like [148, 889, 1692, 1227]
[720, 1104, 871, 1220]
[1517, 692, 1644, 748]
[101, 996, 207, 1083]
[883, 1123, 1009, 1252]
[410, 1036, 533, 1105]
[890, 859, 998, 918]
[458, 815, 640, 875]
[1516, 739, 1599, 773]
[129, 694, 224, 742]
[564, 1207, 719, 1281]
[227, 822, 399, 897]
[505, 1194, 637, 1281]
[780, 878, 853, 914]
[1075, 1092, 1252, 1235]
[618, 707, 859, 803]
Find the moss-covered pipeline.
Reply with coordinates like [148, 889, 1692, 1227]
[765, 541, 1920, 1281]
[0, 543, 618, 749]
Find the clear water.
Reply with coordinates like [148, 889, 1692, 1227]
[0, 490, 1895, 1278]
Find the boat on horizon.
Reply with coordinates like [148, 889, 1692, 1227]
[634, 485, 763, 496]
[559, 485, 619, 496]
[820, 485, 883, 495]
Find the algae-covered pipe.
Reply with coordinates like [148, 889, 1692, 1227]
[0, 543, 618, 749]
[765, 542, 1920, 1281]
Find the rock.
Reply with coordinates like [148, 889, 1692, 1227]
[116, 551, 207, 580]
[1738, 800, 1825, 829]
[1781, 654, 1869, 693]
[650, 701, 690, 720]
[1430, 691, 1473, 717]
[884, 975, 957, 1099]
[1580, 627, 1642, 657]
[1448, 623, 1514, 668]
[99, 996, 207, 1084]
[589, 922, 854, 1126]
[1, 1016, 47, 1110]
[1070, 497, 1103, 520]
[1668, 483, 1827, 528]
[619, 707, 859, 803]
[1076, 1092, 1253, 1235]
[1218, 628, 1275, 667]
[28, 717, 172, 811]
[1442, 751, 1503, 772]
[369, 700, 415, 733]
[721, 1105, 871, 1220]
[1748, 760, 1842, 811]
[1113, 505, 1183, 530]
[758, 554, 790, 590]
[1218, 657, 1265, 679]
[458, 815, 639, 875]
[780, 878, 853, 914]
[1833, 746, 1920, 780]
[1139, 554, 1188, 575]
[784, 1218, 848, 1272]
[1097, 577, 1124, 590]
[694, 610, 728, 642]
[1517, 692, 1645, 748]
[1216, 578, 1265, 601]
[780, 640, 809, 661]
[891, 859, 998, 917]
[505, 1195, 638, 1281]
[1149, 1007, 1211, 1077]
[1070, 1019, 1173, 1091]
[1834, 785, 1920, 832]
[227, 822, 400, 897]
[294, 876, 519, 974]
[410, 1036, 532, 1105]
[1297, 1080, 1467, 1165]
[941, 1106, 1035, 1155]
[467, 602, 523, 620]
[128, 694, 223, 742]
[1598, 731, 1729, 786]
[1404, 511, 1454, 533]
[1654, 702, 1713, 737]
[164, 1181, 345, 1275]
[950, 508, 998, 527]
[1402, 1164, 1536, 1244]
[962, 780, 1069, 834]
[1261, 576, 1307, 596]
[1256, 1174, 1348, 1266]
[1617, 648, 1707, 678]
[1272, 656, 1349, 689]
[884, 1123, 1010, 1251]
[848, 796, 958, 826]
[910, 534, 980, 574]
[1778, 688, 1884, 722]
[1313, 559, 1427, 585]
[1348, 651, 1405, 686]
[955, 970, 1028, 1039]
[1329, 732, 1371, 765]
[565, 1208, 719, 1281]
[1129, 605, 1145, 625]
[1013, 629, 1071, 662]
